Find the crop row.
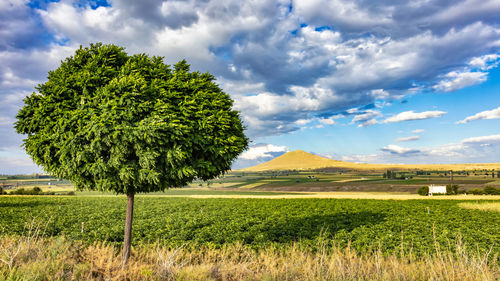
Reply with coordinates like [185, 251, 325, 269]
[0, 196, 498, 259]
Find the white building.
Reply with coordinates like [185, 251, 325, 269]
[428, 185, 446, 196]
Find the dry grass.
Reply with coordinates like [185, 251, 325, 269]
[458, 202, 500, 212]
[0, 232, 498, 280]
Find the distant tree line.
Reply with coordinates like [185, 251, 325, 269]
[418, 185, 500, 196]
[383, 170, 413, 180]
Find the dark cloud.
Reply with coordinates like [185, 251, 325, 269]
[2, 0, 500, 172]
[0, 1, 55, 51]
[294, 0, 500, 39]
[112, 0, 199, 29]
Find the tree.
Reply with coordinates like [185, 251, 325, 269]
[15, 43, 248, 264]
[446, 184, 459, 195]
[417, 186, 429, 196]
[484, 186, 500, 195]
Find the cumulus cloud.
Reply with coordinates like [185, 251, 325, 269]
[232, 143, 288, 169]
[3, 0, 500, 172]
[294, 119, 313, 125]
[396, 136, 420, 142]
[349, 109, 382, 127]
[469, 54, 500, 70]
[457, 106, 500, 123]
[4, 1, 499, 139]
[384, 110, 447, 123]
[380, 145, 420, 155]
[239, 144, 288, 160]
[346, 134, 500, 164]
[433, 71, 488, 92]
[318, 117, 337, 125]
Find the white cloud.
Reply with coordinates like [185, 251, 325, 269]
[351, 110, 382, 127]
[295, 119, 313, 125]
[469, 54, 500, 70]
[346, 134, 500, 164]
[239, 144, 288, 160]
[462, 134, 500, 144]
[380, 145, 420, 155]
[433, 71, 488, 92]
[412, 129, 425, 133]
[318, 117, 337, 125]
[3, 1, 500, 173]
[457, 106, 500, 123]
[370, 89, 390, 100]
[24, 1, 500, 138]
[357, 119, 378, 127]
[396, 136, 420, 142]
[384, 110, 446, 123]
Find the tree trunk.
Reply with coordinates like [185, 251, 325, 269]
[123, 191, 135, 265]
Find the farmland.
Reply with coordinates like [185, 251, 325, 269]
[1, 172, 499, 279]
[3, 167, 499, 195]
[0, 196, 498, 258]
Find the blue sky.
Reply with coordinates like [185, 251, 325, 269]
[1, 0, 500, 173]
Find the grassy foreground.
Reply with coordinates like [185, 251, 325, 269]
[0, 234, 498, 281]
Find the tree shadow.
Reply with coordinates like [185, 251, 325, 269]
[251, 211, 386, 244]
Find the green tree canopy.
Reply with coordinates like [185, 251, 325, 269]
[15, 43, 248, 194]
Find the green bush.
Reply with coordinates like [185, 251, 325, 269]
[0, 186, 3, 195]
[417, 186, 429, 196]
[9, 188, 25, 195]
[468, 189, 484, 195]
[483, 186, 500, 195]
[446, 184, 460, 195]
[9, 187, 45, 195]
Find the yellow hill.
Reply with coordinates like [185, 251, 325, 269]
[240, 150, 500, 172]
[240, 150, 343, 171]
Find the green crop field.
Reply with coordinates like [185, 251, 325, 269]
[0, 196, 498, 261]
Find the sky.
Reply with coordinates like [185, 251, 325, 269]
[1, 0, 500, 174]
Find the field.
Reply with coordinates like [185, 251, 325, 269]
[1, 196, 499, 257]
[1, 172, 499, 279]
[3, 168, 500, 195]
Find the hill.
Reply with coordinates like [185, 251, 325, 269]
[240, 150, 500, 172]
[240, 150, 343, 171]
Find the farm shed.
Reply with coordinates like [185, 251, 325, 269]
[428, 185, 446, 196]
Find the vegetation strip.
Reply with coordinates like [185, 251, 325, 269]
[0, 196, 498, 262]
[0, 235, 497, 281]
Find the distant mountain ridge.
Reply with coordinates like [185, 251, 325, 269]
[239, 150, 500, 171]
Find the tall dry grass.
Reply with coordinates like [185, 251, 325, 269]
[458, 202, 500, 212]
[0, 230, 498, 281]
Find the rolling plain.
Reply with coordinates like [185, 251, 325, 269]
[1, 152, 499, 280]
